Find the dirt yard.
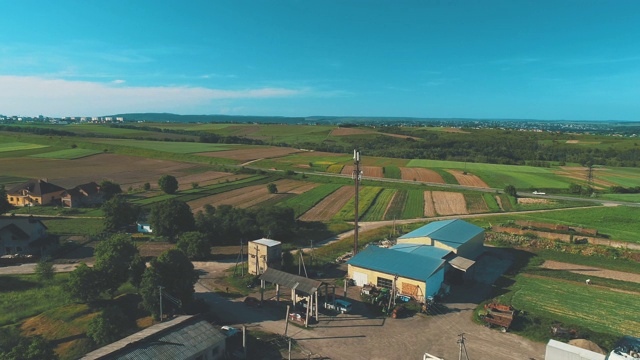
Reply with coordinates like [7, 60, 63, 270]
[447, 169, 490, 188]
[341, 165, 384, 178]
[400, 167, 445, 183]
[517, 197, 551, 204]
[299, 186, 352, 221]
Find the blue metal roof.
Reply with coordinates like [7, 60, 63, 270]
[390, 243, 451, 259]
[347, 246, 444, 281]
[398, 219, 484, 249]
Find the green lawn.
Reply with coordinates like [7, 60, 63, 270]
[29, 148, 102, 159]
[507, 274, 639, 336]
[0, 274, 71, 326]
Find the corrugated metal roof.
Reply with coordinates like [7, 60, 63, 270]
[398, 219, 484, 249]
[390, 243, 451, 259]
[81, 315, 225, 360]
[259, 268, 322, 295]
[347, 246, 444, 281]
[251, 238, 281, 247]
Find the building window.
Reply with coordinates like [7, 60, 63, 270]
[377, 277, 393, 289]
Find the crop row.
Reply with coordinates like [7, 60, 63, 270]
[278, 183, 344, 217]
[333, 186, 383, 221]
[362, 189, 397, 221]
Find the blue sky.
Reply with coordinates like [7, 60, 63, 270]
[1, 0, 639, 120]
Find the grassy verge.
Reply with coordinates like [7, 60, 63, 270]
[0, 274, 71, 326]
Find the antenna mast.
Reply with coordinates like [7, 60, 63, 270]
[353, 149, 362, 255]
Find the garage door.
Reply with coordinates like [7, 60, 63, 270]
[352, 271, 368, 286]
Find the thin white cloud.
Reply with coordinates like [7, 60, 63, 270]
[112, 79, 126, 84]
[0, 76, 305, 117]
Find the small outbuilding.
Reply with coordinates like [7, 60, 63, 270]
[248, 238, 282, 275]
[80, 315, 226, 360]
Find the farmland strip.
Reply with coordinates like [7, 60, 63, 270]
[299, 186, 353, 221]
[384, 189, 407, 220]
[432, 191, 468, 215]
[279, 183, 342, 217]
[424, 191, 436, 217]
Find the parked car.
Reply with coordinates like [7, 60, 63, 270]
[324, 299, 352, 314]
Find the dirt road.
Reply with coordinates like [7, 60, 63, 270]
[541, 260, 640, 284]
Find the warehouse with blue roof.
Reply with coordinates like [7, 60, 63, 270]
[347, 219, 485, 301]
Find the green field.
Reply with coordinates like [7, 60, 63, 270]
[507, 274, 639, 336]
[0, 142, 49, 152]
[383, 166, 401, 179]
[473, 206, 640, 244]
[362, 189, 396, 221]
[29, 148, 102, 159]
[402, 189, 424, 218]
[333, 186, 383, 221]
[278, 183, 343, 217]
[384, 189, 406, 220]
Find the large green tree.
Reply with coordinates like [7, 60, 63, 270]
[94, 234, 140, 297]
[0, 185, 11, 215]
[99, 180, 122, 201]
[158, 175, 179, 194]
[0, 329, 57, 360]
[66, 263, 102, 303]
[87, 306, 132, 346]
[149, 199, 195, 242]
[176, 231, 211, 260]
[140, 249, 198, 319]
[102, 195, 140, 232]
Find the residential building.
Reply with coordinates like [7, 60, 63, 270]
[61, 182, 104, 208]
[80, 315, 226, 360]
[248, 238, 282, 275]
[0, 217, 48, 255]
[6, 179, 66, 207]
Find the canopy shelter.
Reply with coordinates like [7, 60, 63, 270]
[259, 268, 325, 327]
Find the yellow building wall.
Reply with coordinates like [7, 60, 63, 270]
[348, 265, 428, 301]
[248, 242, 281, 275]
[396, 236, 433, 246]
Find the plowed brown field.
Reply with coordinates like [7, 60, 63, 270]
[188, 179, 315, 212]
[299, 186, 353, 221]
[432, 191, 469, 215]
[198, 146, 301, 161]
[341, 165, 384, 178]
[400, 168, 445, 183]
[0, 154, 197, 189]
[423, 191, 437, 217]
[447, 170, 489, 188]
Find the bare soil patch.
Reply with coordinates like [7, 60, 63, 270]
[553, 169, 614, 189]
[1, 154, 197, 189]
[517, 197, 551, 204]
[188, 179, 314, 212]
[495, 196, 505, 211]
[447, 169, 490, 188]
[299, 186, 352, 221]
[400, 167, 445, 183]
[138, 242, 175, 257]
[341, 165, 384, 178]
[432, 191, 469, 215]
[424, 191, 437, 217]
[198, 146, 301, 161]
[467, 196, 490, 213]
[541, 260, 640, 284]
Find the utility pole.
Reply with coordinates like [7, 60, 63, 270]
[352, 149, 362, 255]
[458, 333, 470, 360]
[158, 286, 164, 322]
